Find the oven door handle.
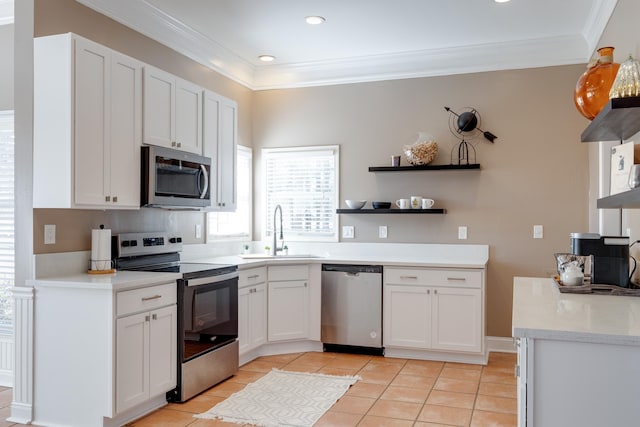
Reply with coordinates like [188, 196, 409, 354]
[186, 271, 238, 286]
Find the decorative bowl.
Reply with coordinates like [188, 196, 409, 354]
[345, 200, 367, 209]
[372, 201, 391, 209]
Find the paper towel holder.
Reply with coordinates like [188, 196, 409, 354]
[89, 224, 116, 274]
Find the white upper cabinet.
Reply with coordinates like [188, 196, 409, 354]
[143, 65, 202, 154]
[33, 33, 142, 209]
[203, 90, 238, 211]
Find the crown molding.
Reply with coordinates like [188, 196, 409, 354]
[76, 0, 606, 91]
[582, 0, 619, 55]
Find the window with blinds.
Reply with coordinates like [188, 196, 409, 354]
[0, 111, 13, 334]
[263, 146, 339, 242]
[207, 145, 252, 240]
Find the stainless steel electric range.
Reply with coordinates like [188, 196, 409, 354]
[113, 232, 239, 402]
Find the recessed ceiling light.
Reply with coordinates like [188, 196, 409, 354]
[305, 16, 326, 25]
[494, 0, 511, 3]
[259, 55, 276, 62]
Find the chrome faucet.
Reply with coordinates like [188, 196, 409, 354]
[271, 204, 284, 256]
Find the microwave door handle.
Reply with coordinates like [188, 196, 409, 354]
[199, 164, 209, 199]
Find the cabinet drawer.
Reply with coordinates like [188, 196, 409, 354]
[385, 268, 482, 288]
[239, 267, 267, 287]
[268, 265, 309, 281]
[117, 282, 177, 317]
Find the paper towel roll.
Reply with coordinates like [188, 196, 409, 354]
[91, 228, 111, 271]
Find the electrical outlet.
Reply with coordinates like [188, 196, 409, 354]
[44, 224, 56, 245]
[379, 226, 388, 239]
[195, 224, 202, 239]
[342, 226, 354, 239]
[458, 226, 467, 240]
[533, 225, 543, 239]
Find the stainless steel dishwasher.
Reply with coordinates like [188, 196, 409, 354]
[321, 264, 383, 355]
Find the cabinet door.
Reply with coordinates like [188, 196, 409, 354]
[516, 338, 528, 427]
[250, 283, 268, 348]
[116, 312, 149, 414]
[148, 304, 177, 397]
[203, 90, 238, 211]
[431, 287, 482, 352]
[268, 280, 309, 342]
[383, 284, 431, 348]
[109, 51, 142, 208]
[175, 78, 203, 154]
[238, 286, 251, 355]
[74, 37, 109, 207]
[143, 66, 174, 148]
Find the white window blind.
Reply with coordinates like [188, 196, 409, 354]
[207, 145, 252, 240]
[263, 146, 339, 242]
[0, 111, 13, 334]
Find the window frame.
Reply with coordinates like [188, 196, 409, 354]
[262, 145, 340, 243]
[206, 145, 252, 242]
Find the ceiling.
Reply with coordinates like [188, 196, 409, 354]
[76, 0, 618, 90]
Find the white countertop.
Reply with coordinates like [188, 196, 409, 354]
[186, 242, 489, 269]
[28, 270, 182, 291]
[31, 243, 489, 289]
[512, 277, 640, 346]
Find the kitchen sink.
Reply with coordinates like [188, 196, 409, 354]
[239, 253, 324, 259]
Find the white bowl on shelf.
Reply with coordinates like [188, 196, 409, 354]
[345, 200, 367, 209]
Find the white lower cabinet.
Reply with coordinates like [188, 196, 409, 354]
[32, 278, 177, 427]
[238, 267, 267, 355]
[267, 265, 310, 342]
[116, 303, 177, 413]
[384, 267, 484, 355]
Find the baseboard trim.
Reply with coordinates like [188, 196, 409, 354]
[487, 336, 516, 353]
[7, 402, 32, 424]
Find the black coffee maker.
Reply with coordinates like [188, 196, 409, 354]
[570, 233, 630, 287]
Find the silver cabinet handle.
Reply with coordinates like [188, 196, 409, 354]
[248, 275, 259, 279]
[447, 277, 466, 281]
[400, 275, 418, 280]
[141, 295, 162, 301]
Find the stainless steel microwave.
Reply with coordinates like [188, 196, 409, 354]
[141, 145, 211, 209]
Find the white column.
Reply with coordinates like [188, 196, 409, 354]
[11, 0, 35, 423]
[8, 287, 33, 424]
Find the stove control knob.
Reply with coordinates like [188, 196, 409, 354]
[122, 240, 130, 247]
[177, 237, 182, 243]
[130, 240, 137, 247]
[169, 237, 178, 244]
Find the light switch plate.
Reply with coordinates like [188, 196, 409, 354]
[44, 224, 56, 245]
[533, 225, 543, 239]
[342, 226, 354, 239]
[458, 226, 467, 240]
[379, 226, 388, 239]
[195, 224, 202, 239]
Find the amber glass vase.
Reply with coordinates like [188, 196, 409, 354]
[574, 47, 620, 120]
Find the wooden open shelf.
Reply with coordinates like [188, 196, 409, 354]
[336, 208, 446, 214]
[581, 97, 640, 142]
[368, 164, 480, 172]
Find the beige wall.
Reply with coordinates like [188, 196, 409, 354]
[252, 66, 590, 337]
[0, 24, 13, 110]
[32, 0, 254, 253]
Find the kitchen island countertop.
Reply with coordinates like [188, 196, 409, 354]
[512, 276, 640, 346]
